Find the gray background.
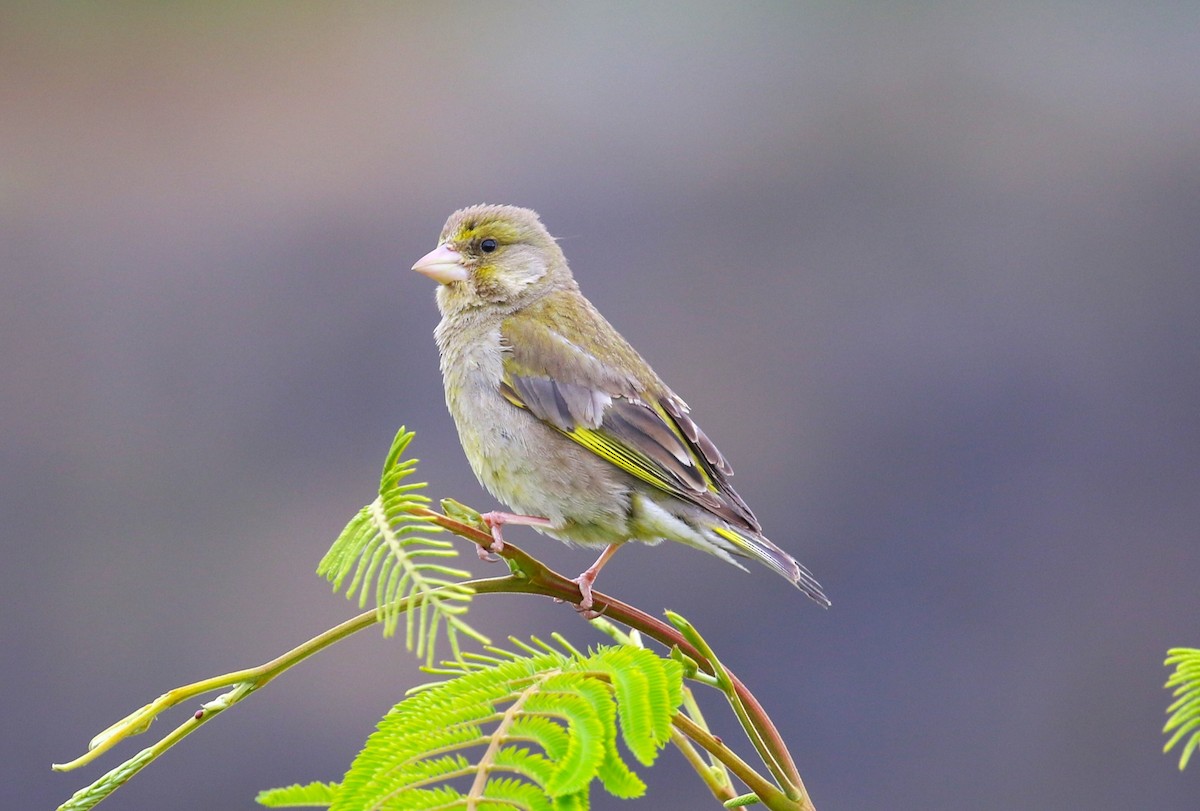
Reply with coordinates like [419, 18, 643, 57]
[6, 3, 1199, 809]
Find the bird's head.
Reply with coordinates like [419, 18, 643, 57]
[413, 204, 571, 314]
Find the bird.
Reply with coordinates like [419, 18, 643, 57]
[412, 204, 828, 612]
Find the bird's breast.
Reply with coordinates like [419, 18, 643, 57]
[434, 315, 631, 539]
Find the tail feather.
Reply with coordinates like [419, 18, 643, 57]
[712, 525, 830, 608]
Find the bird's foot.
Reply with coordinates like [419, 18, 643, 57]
[566, 543, 621, 619]
[570, 574, 606, 619]
[477, 511, 553, 562]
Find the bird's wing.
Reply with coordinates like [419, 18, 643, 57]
[499, 304, 760, 532]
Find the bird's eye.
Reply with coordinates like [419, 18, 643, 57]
[480, 238, 497, 253]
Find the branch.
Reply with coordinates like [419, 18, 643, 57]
[56, 507, 816, 811]
[672, 713, 796, 811]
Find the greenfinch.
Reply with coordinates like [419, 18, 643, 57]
[413, 204, 828, 611]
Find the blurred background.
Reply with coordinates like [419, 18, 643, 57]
[5, 3, 1199, 809]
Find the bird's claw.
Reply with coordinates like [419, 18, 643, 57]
[570, 575, 606, 618]
[575, 602, 606, 620]
[553, 588, 605, 620]
[474, 513, 510, 562]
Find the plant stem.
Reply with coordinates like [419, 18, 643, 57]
[669, 726, 737, 804]
[58, 509, 816, 811]
[672, 714, 798, 811]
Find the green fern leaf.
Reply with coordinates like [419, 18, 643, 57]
[590, 646, 679, 766]
[306, 641, 682, 810]
[476, 777, 563, 811]
[317, 427, 489, 665]
[528, 676, 609, 795]
[1164, 647, 1200, 769]
[256, 780, 339, 807]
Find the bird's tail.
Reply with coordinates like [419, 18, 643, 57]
[712, 525, 831, 608]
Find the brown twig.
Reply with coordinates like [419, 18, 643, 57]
[57, 505, 817, 811]
[416, 506, 816, 810]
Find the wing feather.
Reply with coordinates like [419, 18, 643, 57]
[500, 303, 759, 532]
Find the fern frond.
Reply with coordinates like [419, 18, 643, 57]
[1164, 646, 1200, 769]
[317, 427, 489, 665]
[279, 641, 683, 810]
[256, 781, 340, 807]
[589, 645, 681, 767]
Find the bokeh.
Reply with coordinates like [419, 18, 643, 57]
[6, 4, 1198, 809]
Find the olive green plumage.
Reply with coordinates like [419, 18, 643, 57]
[413, 204, 828, 609]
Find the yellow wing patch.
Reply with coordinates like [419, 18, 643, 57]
[567, 423, 699, 500]
[499, 375, 755, 528]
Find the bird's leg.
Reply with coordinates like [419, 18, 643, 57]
[477, 511, 553, 561]
[573, 543, 621, 617]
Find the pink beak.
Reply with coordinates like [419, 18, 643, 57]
[412, 244, 467, 284]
